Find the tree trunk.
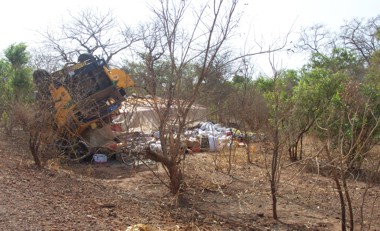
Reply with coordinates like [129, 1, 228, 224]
[326, 145, 347, 231]
[227, 137, 233, 175]
[271, 134, 279, 220]
[343, 175, 354, 231]
[270, 178, 278, 219]
[246, 142, 252, 164]
[288, 143, 298, 162]
[333, 171, 347, 231]
[167, 161, 183, 195]
[243, 130, 252, 164]
[300, 135, 303, 160]
[29, 131, 43, 168]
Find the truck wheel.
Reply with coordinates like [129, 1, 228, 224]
[120, 150, 135, 166]
[78, 53, 95, 63]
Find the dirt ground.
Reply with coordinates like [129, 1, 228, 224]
[0, 129, 379, 230]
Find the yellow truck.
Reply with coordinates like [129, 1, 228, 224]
[33, 54, 135, 161]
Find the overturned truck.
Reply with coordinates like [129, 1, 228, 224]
[33, 54, 137, 161]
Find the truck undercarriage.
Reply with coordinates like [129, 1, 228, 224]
[33, 54, 142, 163]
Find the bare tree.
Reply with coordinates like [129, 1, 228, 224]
[296, 23, 337, 55]
[29, 47, 62, 72]
[340, 15, 380, 65]
[134, 0, 292, 199]
[38, 8, 140, 67]
[268, 68, 282, 220]
[141, 0, 242, 195]
[260, 53, 294, 220]
[133, 22, 166, 96]
[296, 15, 380, 66]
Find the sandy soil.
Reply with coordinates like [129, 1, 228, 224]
[0, 129, 379, 230]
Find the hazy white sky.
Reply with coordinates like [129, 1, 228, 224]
[0, 0, 378, 73]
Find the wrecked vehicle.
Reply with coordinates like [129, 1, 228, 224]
[33, 54, 139, 162]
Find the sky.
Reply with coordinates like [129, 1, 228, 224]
[0, 0, 379, 74]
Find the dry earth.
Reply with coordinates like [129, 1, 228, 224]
[0, 129, 379, 230]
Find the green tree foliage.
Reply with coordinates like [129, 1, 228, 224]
[256, 70, 297, 120]
[0, 43, 34, 135]
[301, 47, 380, 170]
[2, 43, 33, 102]
[309, 48, 360, 72]
[0, 60, 12, 103]
[295, 66, 346, 140]
[4, 43, 29, 68]
[293, 17, 380, 230]
[364, 45, 380, 93]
